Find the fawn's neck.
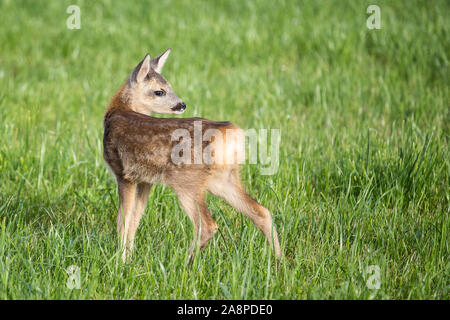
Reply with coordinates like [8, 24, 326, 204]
[104, 84, 134, 119]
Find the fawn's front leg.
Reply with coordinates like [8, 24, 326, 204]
[126, 182, 152, 257]
[116, 179, 137, 262]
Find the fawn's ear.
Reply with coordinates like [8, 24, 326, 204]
[130, 53, 151, 84]
[151, 48, 171, 74]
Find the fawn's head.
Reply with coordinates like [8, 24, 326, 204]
[126, 49, 186, 115]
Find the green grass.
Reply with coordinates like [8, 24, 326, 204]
[0, 0, 448, 299]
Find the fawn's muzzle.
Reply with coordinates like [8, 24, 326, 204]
[171, 102, 186, 113]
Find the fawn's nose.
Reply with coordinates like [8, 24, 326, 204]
[171, 102, 186, 113]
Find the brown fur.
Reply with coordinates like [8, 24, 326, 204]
[103, 52, 281, 262]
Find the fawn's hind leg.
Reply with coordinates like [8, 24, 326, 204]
[175, 190, 218, 259]
[116, 179, 137, 262]
[208, 170, 281, 258]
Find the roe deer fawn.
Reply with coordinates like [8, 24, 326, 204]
[103, 49, 281, 262]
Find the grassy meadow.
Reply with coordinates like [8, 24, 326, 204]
[0, 0, 448, 299]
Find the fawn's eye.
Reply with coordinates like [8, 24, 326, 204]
[154, 90, 165, 96]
